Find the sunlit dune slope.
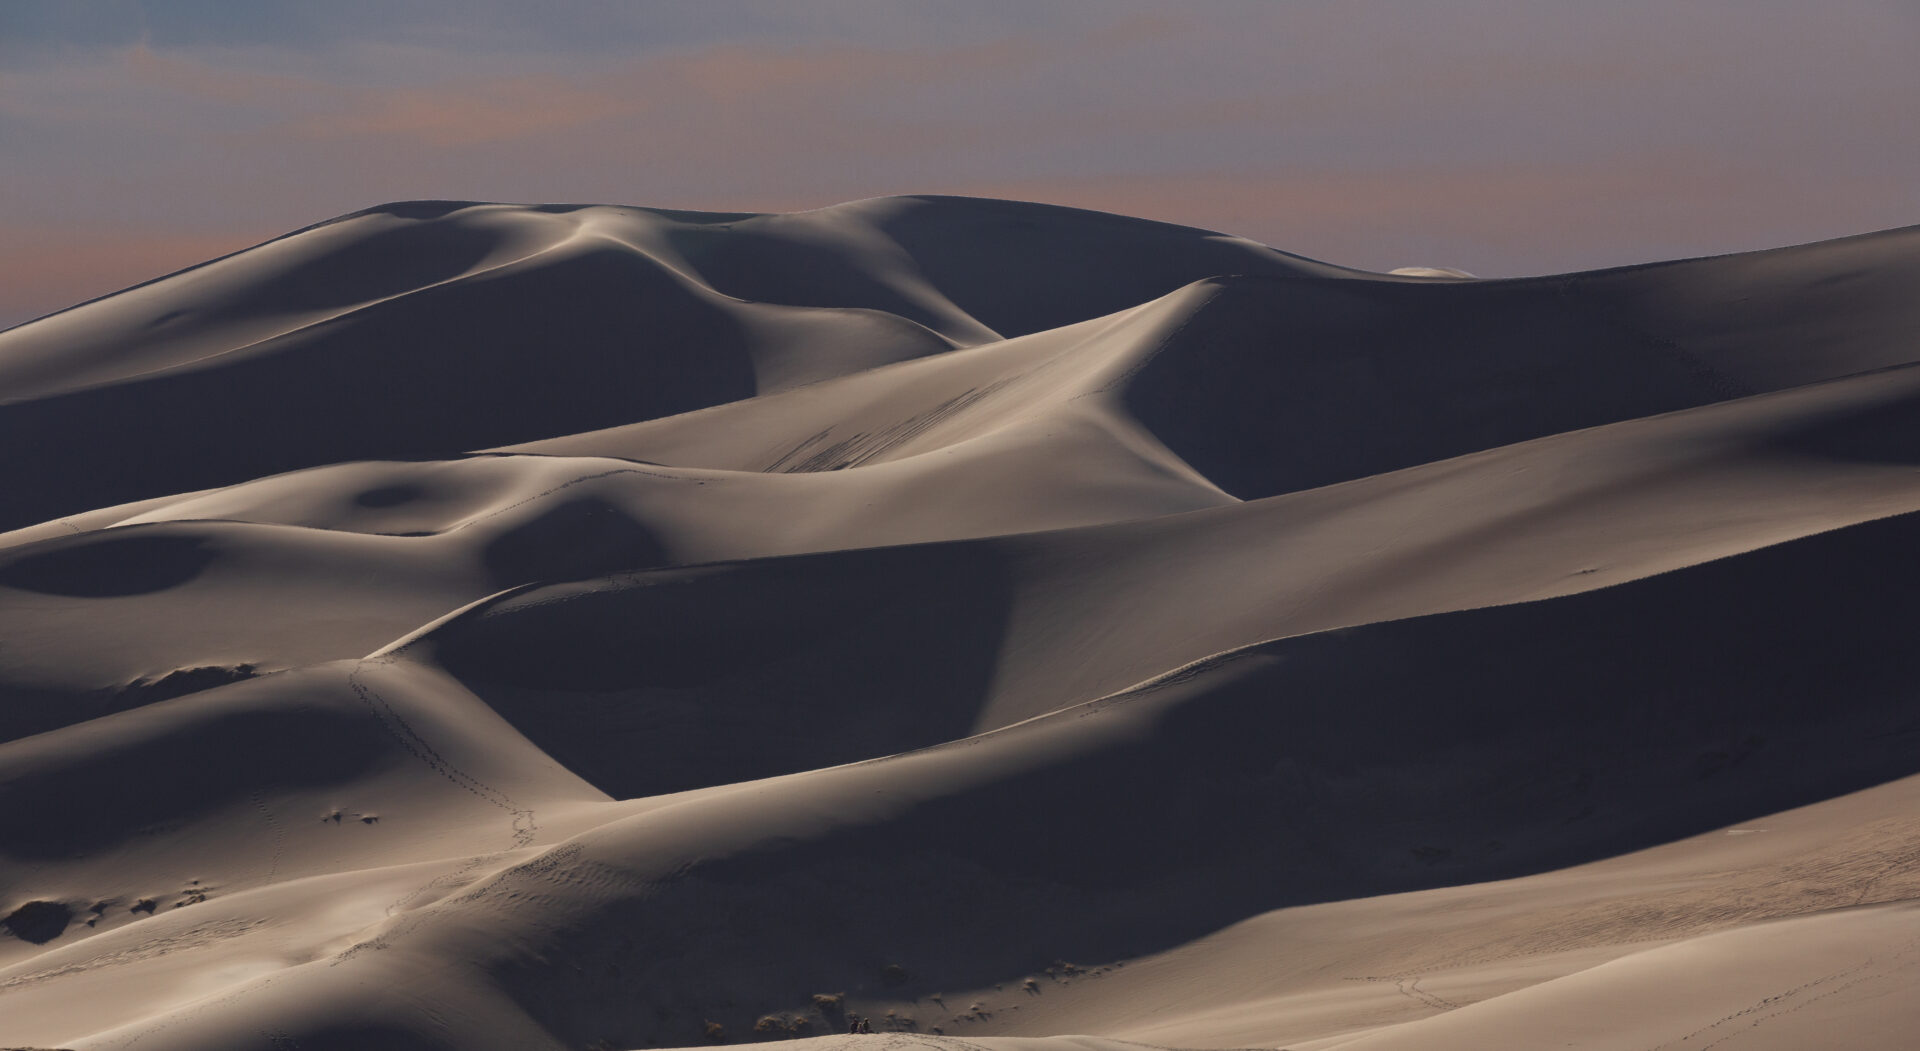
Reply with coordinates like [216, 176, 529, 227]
[4, 197, 1920, 1051]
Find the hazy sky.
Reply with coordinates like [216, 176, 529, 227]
[3, 1, 1916, 328]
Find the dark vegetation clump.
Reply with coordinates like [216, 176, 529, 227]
[2, 901, 74, 944]
[752, 1015, 813, 1040]
[118, 664, 257, 706]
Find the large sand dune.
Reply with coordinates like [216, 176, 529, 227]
[3, 196, 1919, 1049]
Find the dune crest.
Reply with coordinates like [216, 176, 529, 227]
[4, 196, 1920, 1050]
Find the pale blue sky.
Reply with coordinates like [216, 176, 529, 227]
[3, 1, 1916, 327]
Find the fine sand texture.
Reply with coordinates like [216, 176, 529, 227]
[4, 195, 1920, 1050]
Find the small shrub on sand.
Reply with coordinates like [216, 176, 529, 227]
[746, 1014, 813, 1040]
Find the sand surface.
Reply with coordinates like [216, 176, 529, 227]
[3, 196, 1920, 1049]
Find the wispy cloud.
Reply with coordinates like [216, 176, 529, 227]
[119, 41, 323, 107]
[284, 74, 631, 146]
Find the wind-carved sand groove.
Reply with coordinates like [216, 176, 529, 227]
[8, 198, 1920, 1050]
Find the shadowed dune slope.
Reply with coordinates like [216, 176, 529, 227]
[0, 196, 1346, 530]
[4, 198, 1920, 1050]
[22, 510, 1919, 1050]
[412, 511, 1920, 1050]
[513, 228, 1920, 502]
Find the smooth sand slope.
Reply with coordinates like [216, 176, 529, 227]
[3, 196, 1920, 1050]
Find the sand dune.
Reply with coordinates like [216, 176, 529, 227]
[3, 197, 1920, 1049]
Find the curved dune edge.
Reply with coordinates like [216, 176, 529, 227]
[3, 197, 1920, 1049]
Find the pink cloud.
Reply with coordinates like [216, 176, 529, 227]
[275, 34, 1063, 148]
[120, 41, 327, 108]
[286, 75, 635, 147]
[52, 28, 1068, 153]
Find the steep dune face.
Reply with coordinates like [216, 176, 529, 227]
[0, 196, 1345, 532]
[4, 198, 1920, 1050]
[351, 510, 1920, 1051]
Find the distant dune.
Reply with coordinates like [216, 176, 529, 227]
[3, 196, 1920, 1050]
